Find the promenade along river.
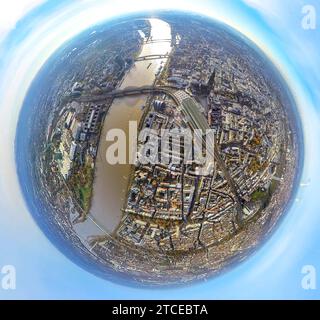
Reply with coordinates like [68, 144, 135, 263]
[74, 18, 172, 240]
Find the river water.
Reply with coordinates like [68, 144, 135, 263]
[74, 19, 172, 239]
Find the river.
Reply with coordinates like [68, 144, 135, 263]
[74, 18, 172, 239]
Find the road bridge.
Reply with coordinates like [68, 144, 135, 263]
[144, 38, 172, 44]
[74, 85, 180, 105]
[135, 54, 170, 61]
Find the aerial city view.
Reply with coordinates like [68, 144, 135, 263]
[16, 12, 302, 286]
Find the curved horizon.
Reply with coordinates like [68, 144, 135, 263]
[0, 0, 319, 299]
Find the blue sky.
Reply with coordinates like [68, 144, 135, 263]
[0, 0, 319, 299]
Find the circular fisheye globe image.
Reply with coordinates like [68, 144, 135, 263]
[16, 11, 302, 286]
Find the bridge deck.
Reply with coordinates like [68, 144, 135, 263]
[74, 85, 179, 105]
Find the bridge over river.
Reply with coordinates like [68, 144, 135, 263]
[135, 54, 170, 61]
[74, 85, 180, 105]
